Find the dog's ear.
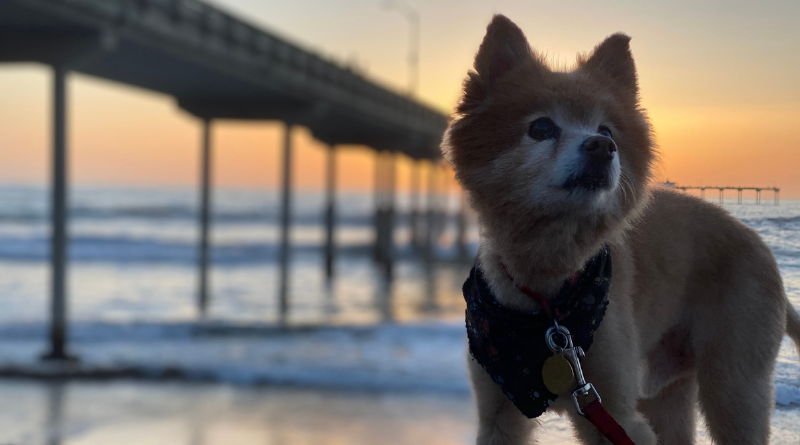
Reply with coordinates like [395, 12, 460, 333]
[581, 34, 638, 100]
[459, 15, 540, 113]
[474, 15, 534, 84]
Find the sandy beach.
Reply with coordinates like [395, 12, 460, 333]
[1, 380, 798, 445]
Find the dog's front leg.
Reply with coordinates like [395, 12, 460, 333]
[468, 355, 536, 445]
[564, 311, 657, 445]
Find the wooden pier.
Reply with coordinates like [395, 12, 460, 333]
[0, 0, 463, 359]
[672, 185, 780, 205]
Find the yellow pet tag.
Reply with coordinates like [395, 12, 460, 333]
[542, 354, 575, 394]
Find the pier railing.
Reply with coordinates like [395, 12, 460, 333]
[673, 186, 780, 205]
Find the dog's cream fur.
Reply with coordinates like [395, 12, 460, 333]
[443, 15, 800, 445]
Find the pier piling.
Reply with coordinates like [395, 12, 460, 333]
[372, 151, 396, 276]
[457, 190, 468, 262]
[197, 118, 212, 316]
[373, 152, 383, 262]
[278, 123, 293, 323]
[383, 153, 397, 278]
[425, 162, 437, 263]
[373, 152, 383, 263]
[409, 160, 421, 251]
[324, 145, 336, 281]
[43, 65, 70, 361]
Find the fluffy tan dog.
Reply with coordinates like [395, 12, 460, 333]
[443, 15, 800, 445]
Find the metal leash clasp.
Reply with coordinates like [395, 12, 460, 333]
[545, 321, 601, 417]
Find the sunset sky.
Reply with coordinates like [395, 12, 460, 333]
[1, 0, 798, 196]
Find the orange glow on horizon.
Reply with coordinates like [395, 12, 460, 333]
[1, 0, 798, 198]
[649, 106, 800, 193]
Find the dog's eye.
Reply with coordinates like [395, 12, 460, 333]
[598, 125, 613, 139]
[529, 117, 559, 141]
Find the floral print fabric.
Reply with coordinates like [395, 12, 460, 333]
[464, 247, 612, 418]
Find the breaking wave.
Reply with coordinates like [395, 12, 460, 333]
[0, 235, 376, 263]
[0, 321, 798, 404]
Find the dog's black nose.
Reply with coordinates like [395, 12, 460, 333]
[582, 136, 617, 161]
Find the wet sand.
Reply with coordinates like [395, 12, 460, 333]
[0, 380, 797, 445]
[0, 380, 571, 445]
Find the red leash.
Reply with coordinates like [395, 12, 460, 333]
[583, 399, 636, 445]
[500, 258, 636, 445]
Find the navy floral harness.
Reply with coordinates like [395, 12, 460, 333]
[463, 248, 612, 418]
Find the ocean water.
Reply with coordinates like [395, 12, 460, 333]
[0, 186, 475, 326]
[0, 186, 797, 442]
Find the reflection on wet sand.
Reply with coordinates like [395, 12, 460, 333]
[8, 378, 797, 444]
[376, 275, 395, 324]
[45, 382, 64, 445]
[17, 381, 484, 445]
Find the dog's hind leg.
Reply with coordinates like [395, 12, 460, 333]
[695, 334, 779, 445]
[638, 376, 698, 445]
[692, 284, 784, 444]
[468, 356, 536, 445]
[696, 344, 776, 445]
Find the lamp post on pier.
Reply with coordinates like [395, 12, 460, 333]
[384, 0, 420, 96]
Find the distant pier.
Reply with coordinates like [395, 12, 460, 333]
[666, 183, 780, 205]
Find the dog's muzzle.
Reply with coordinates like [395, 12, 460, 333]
[563, 136, 617, 191]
